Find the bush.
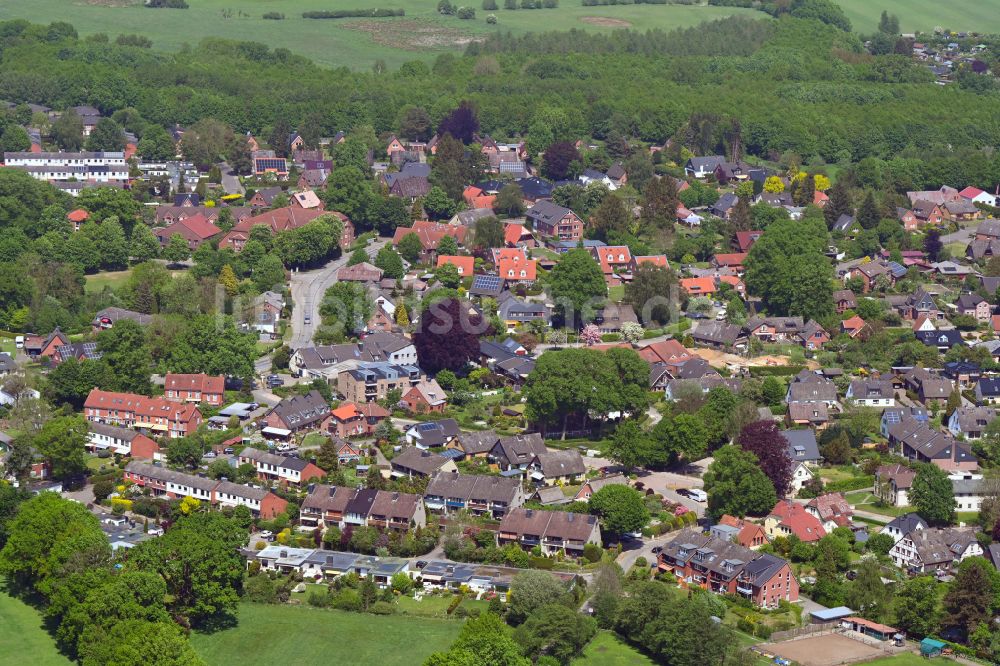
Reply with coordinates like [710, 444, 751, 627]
[486, 13, 497, 22]
[483, 0, 498, 7]
[145, 0, 188, 7]
[582, 543, 603, 563]
[370, 600, 396, 614]
[530, 556, 555, 570]
[97, 448, 112, 459]
[446, 595, 463, 614]
[748, 365, 807, 377]
[262, 12, 284, 19]
[307, 588, 332, 607]
[824, 475, 874, 492]
[457, 6, 476, 18]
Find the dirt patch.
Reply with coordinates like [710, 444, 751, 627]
[580, 16, 632, 27]
[76, 0, 140, 6]
[760, 634, 884, 666]
[340, 19, 480, 51]
[693, 348, 819, 370]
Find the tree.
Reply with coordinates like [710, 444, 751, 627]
[414, 298, 488, 373]
[181, 118, 234, 170]
[514, 603, 597, 664]
[348, 247, 369, 266]
[493, 185, 525, 218]
[44, 358, 112, 409]
[268, 117, 292, 158]
[547, 248, 605, 327]
[507, 570, 569, 624]
[163, 234, 190, 265]
[865, 532, 894, 556]
[129, 512, 248, 627]
[650, 413, 710, 465]
[437, 101, 479, 144]
[856, 190, 880, 230]
[398, 232, 426, 264]
[51, 108, 84, 151]
[745, 217, 833, 321]
[641, 176, 678, 231]
[438, 234, 459, 257]
[703, 445, 778, 519]
[823, 180, 851, 229]
[588, 484, 649, 536]
[619, 321, 644, 344]
[33, 415, 89, 481]
[90, 216, 129, 270]
[760, 376, 785, 406]
[591, 193, 629, 242]
[129, 224, 160, 263]
[85, 118, 126, 152]
[423, 186, 457, 221]
[395, 302, 410, 327]
[820, 430, 852, 465]
[894, 576, 941, 638]
[943, 557, 997, 639]
[218, 264, 238, 296]
[253, 254, 286, 292]
[580, 323, 601, 346]
[79, 618, 206, 666]
[924, 228, 943, 262]
[910, 463, 956, 526]
[542, 141, 581, 180]
[607, 419, 649, 470]
[0, 125, 30, 153]
[763, 176, 784, 193]
[319, 281, 373, 340]
[847, 556, 892, 621]
[424, 613, 530, 666]
[97, 319, 152, 394]
[398, 106, 433, 141]
[878, 10, 899, 34]
[736, 420, 793, 496]
[374, 196, 411, 236]
[472, 215, 504, 249]
[136, 125, 176, 161]
[624, 264, 677, 326]
[374, 247, 404, 280]
[435, 263, 462, 289]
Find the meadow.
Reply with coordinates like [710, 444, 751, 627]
[0, 588, 72, 666]
[189, 602, 462, 665]
[0, 0, 758, 69]
[834, 0, 1000, 34]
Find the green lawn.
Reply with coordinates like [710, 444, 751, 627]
[574, 631, 655, 665]
[860, 655, 954, 666]
[0, 1, 759, 70]
[608, 285, 625, 303]
[190, 603, 461, 666]
[833, 0, 1000, 34]
[0, 587, 72, 666]
[84, 269, 134, 294]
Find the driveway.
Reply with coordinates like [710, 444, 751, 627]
[287, 238, 387, 350]
[218, 162, 245, 196]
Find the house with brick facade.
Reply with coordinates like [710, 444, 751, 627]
[87, 422, 160, 459]
[327, 401, 390, 438]
[261, 390, 331, 433]
[164, 373, 224, 406]
[84, 388, 202, 438]
[424, 470, 525, 519]
[300, 483, 426, 531]
[237, 447, 326, 486]
[497, 507, 601, 556]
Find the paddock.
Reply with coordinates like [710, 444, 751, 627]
[759, 633, 885, 666]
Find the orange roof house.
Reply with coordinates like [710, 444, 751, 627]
[814, 190, 829, 207]
[840, 315, 868, 338]
[637, 339, 693, 365]
[719, 275, 745, 294]
[765, 500, 825, 542]
[67, 209, 89, 231]
[681, 277, 717, 296]
[218, 207, 326, 252]
[718, 515, 768, 549]
[463, 186, 496, 210]
[504, 223, 535, 248]
[712, 253, 748, 271]
[437, 255, 475, 276]
[392, 221, 467, 256]
[631, 255, 669, 270]
[492, 248, 536, 282]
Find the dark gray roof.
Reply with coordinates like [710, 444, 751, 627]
[781, 429, 821, 463]
[268, 390, 329, 429]
[886, 512, 928, 535]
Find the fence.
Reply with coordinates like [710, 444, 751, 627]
[769, 622, 838, 642]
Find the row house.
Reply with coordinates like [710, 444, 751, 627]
[87, 422, 160, 460]
[237, 447, 326, 486]
[300, 484, 426, 532]
[497, 508, 601, 556]
[889, 526, 981, 574]
[389, 447, 458, 479]
[3, 150, 126, 168]
[887, 418, 978, 473]
[164, 373, 225, 406]
[84, 388, 202, 438]
[124, 461, 287, 518]
[261, 390, 331, 433]
[424, 470, 525, 519]
[658, 530, 798, 609]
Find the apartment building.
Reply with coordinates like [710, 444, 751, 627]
[337, 362, 423, 404]
[164, 373, 225, 406]
[84, 388, 202, 438]
[424, 471, 525, 519]
[497, 508, 601, 556]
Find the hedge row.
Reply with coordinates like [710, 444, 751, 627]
[302, 9, 405, 18]
[748, 365, 807, 377]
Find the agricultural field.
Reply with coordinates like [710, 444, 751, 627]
[834, 0, 1000, 34]
[0, 0, 759, 69]
[0, 587, 72, 666]
[189, 602, 461, 665]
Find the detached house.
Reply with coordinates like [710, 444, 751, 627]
[489, 434, 548, 472]
[390, 447, 458, 479]
[261, 390, 331, 434]
[956, 293, 991, 322]
[875, 463, 916, 506]
[846, 380, 895, 408]
[948, 406, 997, 440]
[889, 527, 981, 574]
[765, 500, 825, 543]
[887, 418, 978, 472]
[526, 201, 584, 242]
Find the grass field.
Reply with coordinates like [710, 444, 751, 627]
[0, 0, 759, 69]
[84, 268, 134, 294]
[860, 655, 953, 666]
[834, 0, 1000, 34]
[574, 631, 655, 665]
[0, 587, 72, 666]
[190, 602, 461, 666]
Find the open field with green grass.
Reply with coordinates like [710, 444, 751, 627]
[0, 587, 72, 666]
[859, 654, 954, 666]
[0, 0, 759, 69]
[190, 602, 461, 665]
[84, 268, 134, 294]
[574, 631, 656, 665]
[834, 0, 1000, 34]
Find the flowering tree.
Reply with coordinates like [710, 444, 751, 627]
[580, 324, 601, 346]
[619, 321, 644, 344]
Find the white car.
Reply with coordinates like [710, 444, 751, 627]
[715, 310, 727, 321]
[687, 489, 708, 502]
[258, 530, 274, 542]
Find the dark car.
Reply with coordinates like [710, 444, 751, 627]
[224, 447, 235, 455]
[651, 546, 663, 554]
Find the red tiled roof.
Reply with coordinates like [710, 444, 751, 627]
[638, 339, 692, 365]
[84, 388, 201, 422]
[714, 253, 748, 267]
[504, 223, 529, 246]
[960, 186, 985, 199]
[770, 500, 825, 542]
[681, 277, 716, 295]
[437, 255, 475, 275]
[67, 209, 89, 223]
[814, 190, 829, 206]
[493, 248, 536, 281]
[220, 207, 326, 249]
[633, 255, 669, 269]
[165, 373, 224, 394]
[392, 221, 466, 250]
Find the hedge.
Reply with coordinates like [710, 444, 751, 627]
[748, 365, 807, 377]
[302, 9, 405, 18]
[824, 475, 874, 492]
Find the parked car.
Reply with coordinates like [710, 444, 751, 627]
[258, 530, 274, 542]
[687, 489, 708, 502]
[223, 447, 235, 455]
[651, 545, 663, 554]
[203, 451, 216, 459]
[304, 314, 311, 324]
[675, 488, 692, 498]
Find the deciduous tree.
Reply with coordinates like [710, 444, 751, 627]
[736, 420, 793, 496]
[911, 463, 956, 526]
[413, 298, 488, 373]
[588, 484, 649, 536]
[703, 445, 778, 518]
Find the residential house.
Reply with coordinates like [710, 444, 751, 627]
[785, 371, 839, 407]
[84, 388, 202, 438]
[658, 529, 798, 608]
[976, 377, 1000, 404]
[163, 373, 224, 406]
[833, 289, 857, 314]
[574, 474, 628, 502]
[496, 292, 547, 332]
[915, 328, 964, 352]
[712, 253, 748, 274]
[942, 361, 980, 389]
[52, 342, 101, 366]
[887, 418, 978, 472]
[237, 447, 326, 486]
[337, 262, 383, 283]
[504, 223, 535, 248]
[497, 508, 601, 556]
[446, 430, 500, 460]
[489, 433, 547, 472]
[327, 401, 390, 439]
[911, 200, 944, 225]
[906, 186, 960, 206]
[402, 379, 447, 414]
[875, 464, 916, 507]
[124, 462, 287, 518]
[889, 527, 981, 574]
[424, 471, 525, 519]
[391, 221, 467, 263]
[684, 156, 726, 178]
[526, 201, 584, 242]
[948, 406, 997, 440]
[691, 321, 745, 350]
[338, 362, 422, 404]
[959, 186, 997, 207]
[716, 515, 768, 549]
[91, 307, 153, 332]
[436, 255, 474, 278]
[805, 493, 853, 532]
[786, 403, 830, 430]
[764, 500, 825, 543]
[218, 207, 326, 252]
[153, 214, 221, 250]
[300, 484, 426, 531]
[942, 200, 980, 222]
[901, 367, 953, 407]
[840, 316, 869, 339]
[390, 447, 458, 479]
[405, 419, 461, 449]
[956, 293, 991, 322]
[596, 303, 639, 334]
[261, 391, 331, 434]
[883, 513, 927, 545]
[492, 248, 537, 284]
[846, 380, 895, 408]
[529, 450, 587, 486]
[86, 422, 160, 459]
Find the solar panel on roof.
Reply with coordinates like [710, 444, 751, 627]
[418, 423, 438, 431]
[473, 275, 502, 291]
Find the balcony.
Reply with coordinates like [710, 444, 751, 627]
[736, 585, 754, 595]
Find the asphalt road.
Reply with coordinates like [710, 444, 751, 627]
[217, 162, 245, 196]
[287, 238, 388, 350]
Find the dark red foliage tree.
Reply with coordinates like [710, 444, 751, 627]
[736, 420, 793, 497]
[437, 101, 479, 145]
[542, 141, 582, 180]
[413, 298, 491, 373]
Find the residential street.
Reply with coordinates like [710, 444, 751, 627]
[287, 238, 387, 350]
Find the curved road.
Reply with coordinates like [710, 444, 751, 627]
[287, 238, 388, 350]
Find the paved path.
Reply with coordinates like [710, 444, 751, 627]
[287, 238, 387, 350]
[218, 162, 244, 196]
